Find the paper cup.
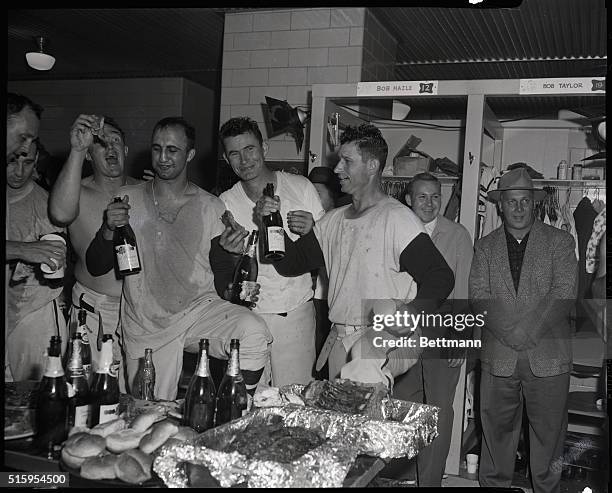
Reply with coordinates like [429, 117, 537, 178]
[40, 233, 66, 279]
[466, 453, 479, 474]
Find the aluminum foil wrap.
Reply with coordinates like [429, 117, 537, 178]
[280, 383, 439, 459]
[153, 410, 360, 488]
[153, 386, 438, 488]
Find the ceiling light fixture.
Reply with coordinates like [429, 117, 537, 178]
[26, 36, 56, 71]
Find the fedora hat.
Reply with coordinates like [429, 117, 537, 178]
[487, 168, 546, 202]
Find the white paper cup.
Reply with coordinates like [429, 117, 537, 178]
[40, 233, 66, 279]
[466, 453, 479, 474]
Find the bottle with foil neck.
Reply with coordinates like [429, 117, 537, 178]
[76, 309, 93, 381]
[35, 336, 69, 452]
[183, 339, 216, 432]
[89, 335, 120, 426]
[230, 230, 259, 307]
[215, 339, 248, 426]
[66, 333, 91, 428]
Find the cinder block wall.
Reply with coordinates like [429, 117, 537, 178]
[220, 8, 397, 163]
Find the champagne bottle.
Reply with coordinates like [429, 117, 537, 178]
[183, 339, 216, 432]
[113, 196, 142, 276]
[76, 309, 92, 382]
[215, 339, 248, 426]
[90, 335, 120, 426]
[230, 230, 259, 307]
[66, 333, 91, 428]
[262, 183, 285, 260]
[35, 336, 69, 452]
[134, 348, 156, 401]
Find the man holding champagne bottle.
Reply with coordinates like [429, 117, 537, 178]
[86, 117, 271, 400]
[49, 114, 141, 390]
[259, 123, 454, 386]
[218, 117, 325, 387]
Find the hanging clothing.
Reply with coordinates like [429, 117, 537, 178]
[573, 197, 598, 301]
[479, 165, 501, 239]
[586, 209, 606, 274]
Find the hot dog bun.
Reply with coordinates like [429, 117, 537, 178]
[139, 420, 179, 454]
[80, 453, 119, 480]
[61, 432, 107, 469]
[114, 448, 153, 484]
[106, 428, 149, 454]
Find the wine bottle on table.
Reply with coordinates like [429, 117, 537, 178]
[89, 334, 120, 426]
[183, 339, 216, 432]
[215, 339, 248, 426]
[35, 336, 69, 452]
[66, 333, 91, 428]
[75, 309, 92, 381]
[230, 230, 259, 307]
[262, 183, 285, 260]
[113, 196, 142, 276]
[134, 348, 156, 401]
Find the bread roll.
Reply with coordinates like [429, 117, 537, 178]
[106, 428, 149, 454]
[61, 432, 106, 469]
[114, 449, 152, 484]
[68, 425, 91, 437]
[90, 417, 127, 437]
[171, 426, 199, 442]
[80, 453, 119, 480]
[139, 420, 179, 454]
[130, 411, 164, 432]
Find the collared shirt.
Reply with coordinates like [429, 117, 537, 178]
[424, 217, 438, 237]
[505, 227, 531, 292]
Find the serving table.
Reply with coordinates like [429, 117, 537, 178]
[3, 437, 386, 488]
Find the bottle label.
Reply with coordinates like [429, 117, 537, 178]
[240, 281, 258, 303]
[74, 404, 91, 427]
[44, 356, 65, 378]
[115, 244, 140, 271]
[78, 325, 90, 344]
[266, 226, 285, 252]
[83, 364, 92, 380]
[66, 382, 76, 398]
[109, 362, 119, 379]
[98, 403, 119, 423]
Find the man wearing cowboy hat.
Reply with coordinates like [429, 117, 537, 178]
[469, 167, 578, 493]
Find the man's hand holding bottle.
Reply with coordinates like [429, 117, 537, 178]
[102, 195, 131, 240]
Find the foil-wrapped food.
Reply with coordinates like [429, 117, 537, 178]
[154, 379, 439, 488]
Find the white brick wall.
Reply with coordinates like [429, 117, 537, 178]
[233, 32, 271, 50]
[290, 9, 331, 30]
[329, 46, 362, 66]
[270, 30, 310, 49]
[225, 13, 253, 33]
[251, 50, 289, 68]
[330, 8, 365, 27]
[309, 28, 350, 47]
[220, 7, 387, 162]
[289, 48, 329, 67]
[253, 11, 291, 31]
[268, 67, 308, 86]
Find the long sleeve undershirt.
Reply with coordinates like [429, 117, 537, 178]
[86, 230, 237, 298]
[274, 230, 454, 314]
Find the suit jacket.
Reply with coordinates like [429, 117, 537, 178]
[469, 220, 578, 377]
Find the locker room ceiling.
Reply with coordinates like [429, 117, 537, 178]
[7, 2, 607, 118]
